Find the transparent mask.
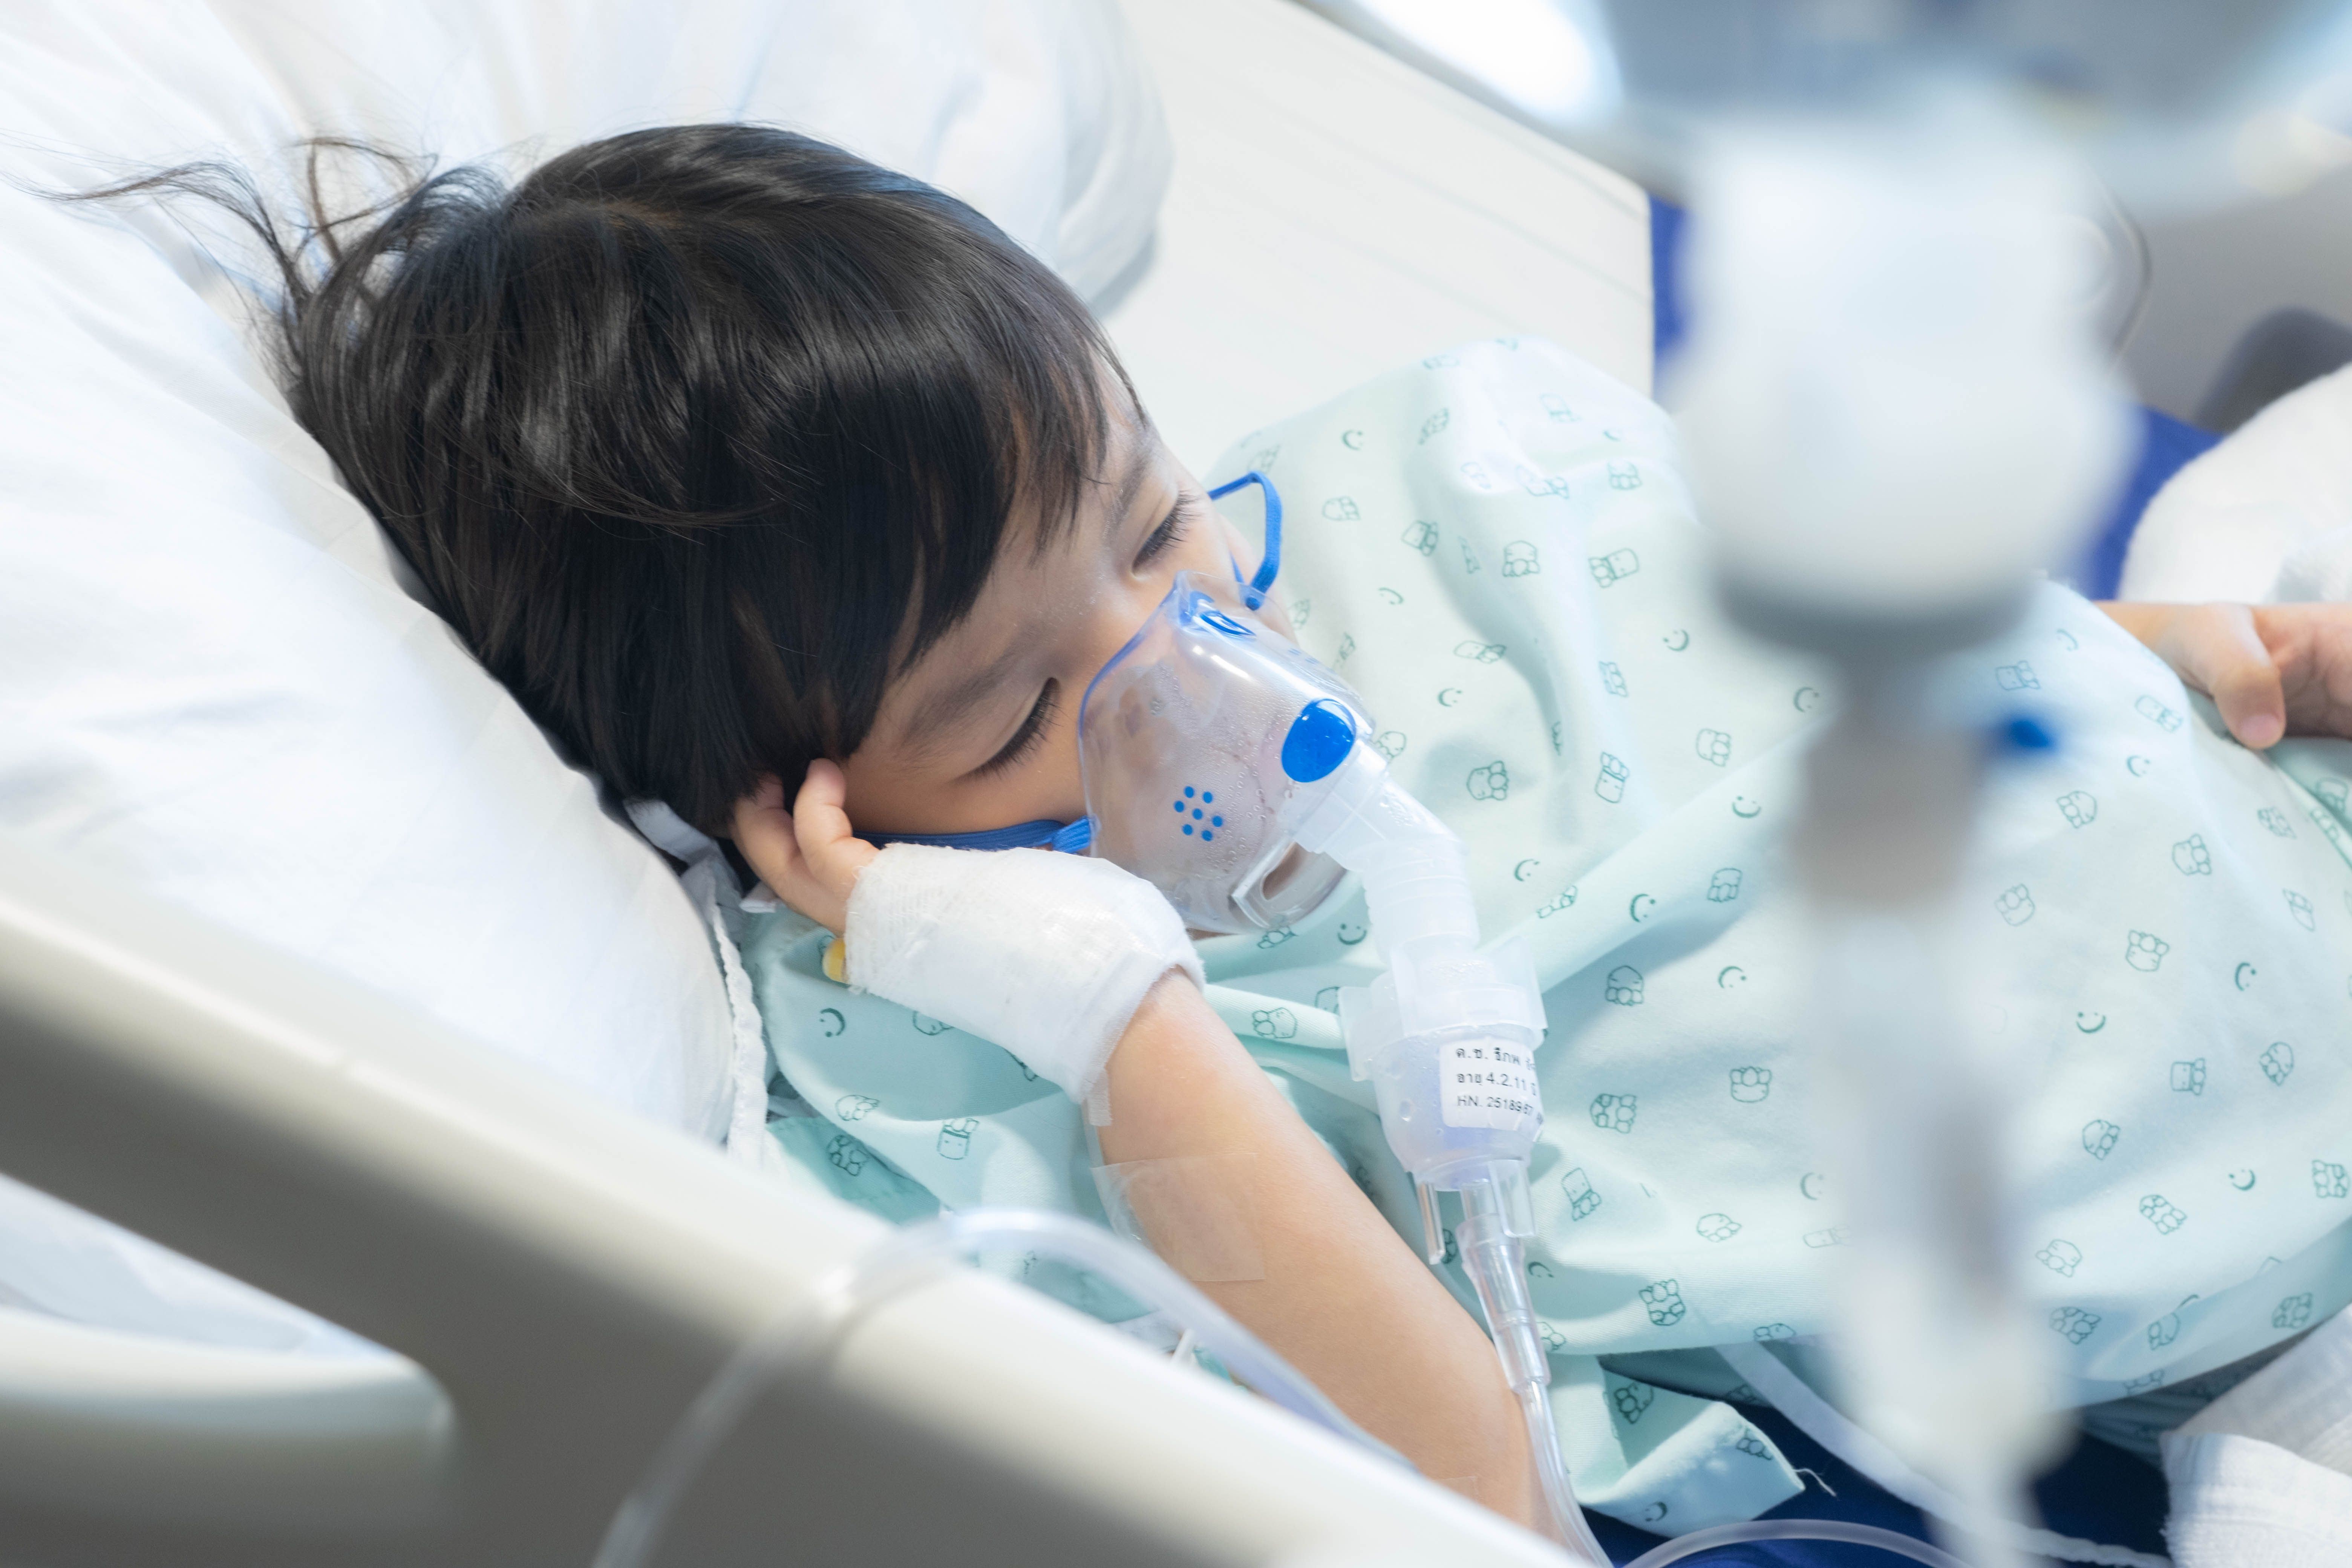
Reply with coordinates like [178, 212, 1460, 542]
[1077, 570, 1368, 934]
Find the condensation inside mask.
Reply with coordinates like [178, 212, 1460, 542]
[1078, 569, 1367, 934]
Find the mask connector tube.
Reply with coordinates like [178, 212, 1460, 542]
[1070, 522, 1593, 1555]
[1291, 749, 1602, 1564]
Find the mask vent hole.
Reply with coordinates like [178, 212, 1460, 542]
[1175, 787, 1221, 842]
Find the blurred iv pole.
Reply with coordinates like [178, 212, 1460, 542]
[1676, 109, 2129, 1568]
[1308, 2, 2352, 1562]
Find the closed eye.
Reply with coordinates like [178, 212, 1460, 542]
[969, 679, 1059, 779]
[1134, 490, 1198, 570]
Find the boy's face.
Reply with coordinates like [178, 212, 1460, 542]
[839, 400, 1286, 838]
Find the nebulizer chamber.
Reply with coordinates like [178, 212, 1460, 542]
[1670, 113, 2130, 1567]
[1080, 568, 1603, 1563]
[1300, 750, 1592, 1560]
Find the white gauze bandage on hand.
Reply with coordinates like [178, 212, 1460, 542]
[842, 844, 1204, 1123]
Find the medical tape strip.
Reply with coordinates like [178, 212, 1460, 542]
[1091, 1155, 1266, 1284]
[845, 843, 1203, 1125]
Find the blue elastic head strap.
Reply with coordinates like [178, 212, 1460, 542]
[862, 817, 1095, 853]
[1209, 470, 1282, 609]
[863, 473, 1282, 856]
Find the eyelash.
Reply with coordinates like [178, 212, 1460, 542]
[974, 679, 1059, 779]
[970, 494, 1192, 781]
[1135, 491, 1197, 567]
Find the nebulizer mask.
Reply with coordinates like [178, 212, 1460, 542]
[1074, 565, 1356, 935]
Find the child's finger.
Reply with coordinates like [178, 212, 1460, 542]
[2171, 606, 2286, 749]
[2253, 603, 2352, 740]
[731, 774, 858, 934]
[791, 759, 854, 850]
[730, 775, 808, 888]
[792, 759, 862, 870]
[793, 759, 878, 893]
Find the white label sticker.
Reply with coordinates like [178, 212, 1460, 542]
[1440, 1036, 1543, 1130]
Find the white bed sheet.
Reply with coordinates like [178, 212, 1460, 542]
[1103, 0, 1652, 475]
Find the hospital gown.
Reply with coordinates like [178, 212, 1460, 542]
[737, 338, 2352, 1531]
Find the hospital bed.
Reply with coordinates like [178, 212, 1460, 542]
[0, 2, 1651, 1563]
[5, 0, 2314, 1557]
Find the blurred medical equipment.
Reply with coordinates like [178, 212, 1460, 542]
[1313, 2, 2352, 1564]
[1680, 120, 2133, 1568]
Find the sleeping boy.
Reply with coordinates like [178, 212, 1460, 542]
[210, 124, 2352, 1530]
[735, 331, 2352, 1523]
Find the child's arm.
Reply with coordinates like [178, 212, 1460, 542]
[1099, 971, 1538, 1522]
[736, 763, 1540, 1528]
[2101, 602, 2352, 748]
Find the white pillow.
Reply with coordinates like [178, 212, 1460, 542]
[0, 0, 1168, 1337]
[1, 1, 1167, 305]
[2119, 366, 2352, 605]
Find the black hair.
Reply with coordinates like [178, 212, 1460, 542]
[71, 126, 1123, 835]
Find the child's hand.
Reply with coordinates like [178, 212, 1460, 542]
[730, 760, 877, 934]
[2100, 602, 2352, 750]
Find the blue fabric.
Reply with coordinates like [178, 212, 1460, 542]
[1644, 192, 2217, 604]
[1635, 189, 2188, 1565]
[2078, 406, 2223, 599]
[1586, 1407, 2170, 1566]
[1651, 192, 1690, 372]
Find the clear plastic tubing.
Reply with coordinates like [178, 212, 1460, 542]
[1282, 753, 2002, 1567]
[589, 1207, 1401, 1568]
[1623, 1520, 1974, 1568]
[1287, 749, 1607, 1565]
[592, 1207, 1971, 1568]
